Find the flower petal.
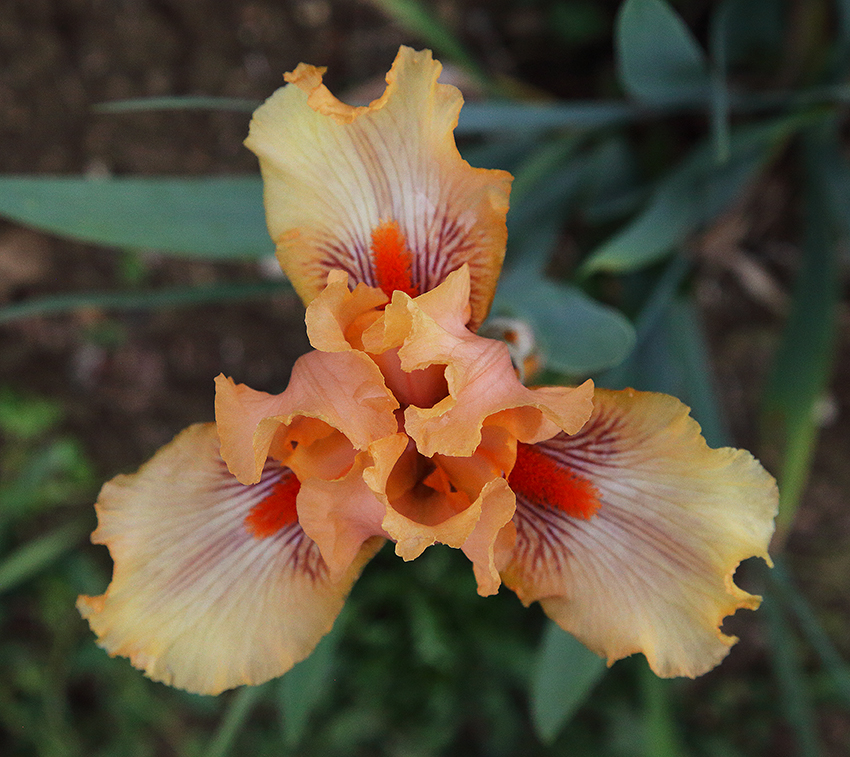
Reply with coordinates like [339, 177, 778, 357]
[365, 267, 594, 458]
[77, 423, 380, 695]
[297, 434, 406, 581]
[245, 45, 512, 329]
[501, 388, 778, 678]
[305, 269, 387, 353]
[215, 347, 398, 484]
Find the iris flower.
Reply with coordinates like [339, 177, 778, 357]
[78, 47, 778, 695]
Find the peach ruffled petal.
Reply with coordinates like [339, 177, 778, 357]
[305, 269, 387, 353]
[459, 477, 517, 596]
[215, 348, 397, 484]
[501, 388, 778, 678]
[297, 435, 405, 581]
[245, 46, 512, 328]
[365, 267, 594, 458]
[77, 423, 380, 695]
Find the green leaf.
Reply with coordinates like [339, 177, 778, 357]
[457, 101, 634, 134]
[580, 115, 812, 276]
[639, 664, 686, 757]
[0, 521, 89, 594]
[95, 96, 259, 113]
[205, 683, 270, 757]
[0, 176, 270, 259]
[616, 0, 710, 105]
[0, 281, 291, 325]
[529, 621, 606, 744]
[368, 0, 489, 87]
[770, 561, 850, 707]
[761, 126, 842, 535]
[277, 614, 344, 747]
[492, 268, 636, 376]
[764, 591, 823, 757]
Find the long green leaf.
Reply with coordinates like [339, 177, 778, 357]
[0, 177, 269, 259]
[770, 561, 850, 707]
[764, 592, 823, 757]
[639, 665, 685, 757]
[616, 0, 709, 105]
[95, 96, 259, 113]
[529, 622, 606, 744]
[580, 114, 814, 276]
[276, 614, 345, 747]
[0, 281, 291, 325]
[457, 101, 634, 133]
[368, 0, 488, 86]
[205, 684, 270, 757]
[0, 521, 89, 594]
[492, 267, 636, 376]
[761, 126, 841, 535]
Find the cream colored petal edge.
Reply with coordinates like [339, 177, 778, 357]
[501, 388, 778, 678]
[77, 423, 381, 695]
[215, 348, 398, 484]
[245, 45, 512, 328]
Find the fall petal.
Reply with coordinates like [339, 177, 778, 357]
[245, 46, 512, 328]
[77, 423, 380, 695]
[215, 348, 397, 484]
[501, 388, 777, 678]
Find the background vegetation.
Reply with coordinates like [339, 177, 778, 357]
[0, 0, 848, 755]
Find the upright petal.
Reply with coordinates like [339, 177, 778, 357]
[215, 347, 398, 484]
[77, 423, 380, 695]
[364, 267, 594, 458]
[501, 388, 777, 678]
[305, 269, 387, 353]
[245, 45, 512, 329]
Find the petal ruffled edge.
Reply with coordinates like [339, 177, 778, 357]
[501, 387, 778, 678]
[364, 267, 594, 458]
[77, 423, 381, 694]
[245, 45, 512, 328]
[215, 347, 398, 484]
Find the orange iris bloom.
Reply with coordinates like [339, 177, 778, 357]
[77, 47, 777, 695]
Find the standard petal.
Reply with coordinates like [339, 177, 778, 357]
[77, 423, 381, 695]
[501, 388, 778, 678]
[297, 435, 405, 581]
[305, 269, 387, 353]
[215, 347, 398, 484]
[365, 268, 594, 458]
[245, 45, 512, 329]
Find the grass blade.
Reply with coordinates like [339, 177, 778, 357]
[95, 96, 259, 113]
[0, 281, 291, 325]
[0, 521, 90, 594]
[763, 591, 823, 757]
[760, 126, 841, 537]
[205, 684, 269, 757]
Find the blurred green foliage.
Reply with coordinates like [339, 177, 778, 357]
[1, 0, 848, 755]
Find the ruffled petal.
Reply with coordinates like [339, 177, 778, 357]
[297, 434, 405, 581]
[245, 45, 512, 329]
[305, 269, 387, 353]
[77, 423, 380, 695]
[501, 388, 777, 678]
[215, 348, 398, 484]
[364, 267, 594, 458]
